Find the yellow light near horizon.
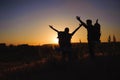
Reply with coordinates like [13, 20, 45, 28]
[53, 38, 58, 44]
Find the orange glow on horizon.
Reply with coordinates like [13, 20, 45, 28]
[53, 38, 58, 44]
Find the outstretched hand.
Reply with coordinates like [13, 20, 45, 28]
[49, 25, 53, 28]
[76, 16, 80, 21]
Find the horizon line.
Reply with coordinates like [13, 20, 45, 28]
[0, 41, 120, 46]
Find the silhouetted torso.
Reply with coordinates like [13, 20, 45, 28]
[58, 32, 72, 48]
[86, 25, 95, 42]
[94, 22, 101, 42]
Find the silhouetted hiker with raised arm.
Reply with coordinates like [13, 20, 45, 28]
[76, 16, 96, 59]
[49, 24, 82, 63]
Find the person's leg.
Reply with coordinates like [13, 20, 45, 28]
[62, 51, 66, 63]
[67, 47, 73, 64]
[88, 42, 95, 59]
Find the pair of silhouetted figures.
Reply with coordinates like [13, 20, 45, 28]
[49, 16, 101, 62]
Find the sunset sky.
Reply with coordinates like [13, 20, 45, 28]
[0, 0, 120, 45]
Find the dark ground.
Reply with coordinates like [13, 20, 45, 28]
[1, 55, 120, 80]
[0, 42, 120, 80]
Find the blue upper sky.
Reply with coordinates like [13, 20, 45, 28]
[0, 0, 120, 45]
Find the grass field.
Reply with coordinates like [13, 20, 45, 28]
[0, 42, 120, 80]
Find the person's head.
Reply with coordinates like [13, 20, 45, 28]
[86, 19, 92, 26]
[64, 27, 69, 33]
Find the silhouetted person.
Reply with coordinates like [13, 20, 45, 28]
[76, 16, 96, 59]
[93, 19, 102, 55]
[49, 24, 82, 63]
[94, 19, 101, 43]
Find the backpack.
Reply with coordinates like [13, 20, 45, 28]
[94, 22, 101, 42]
[57, 32, 65, 47]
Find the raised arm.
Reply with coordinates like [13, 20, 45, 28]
[95, 19, 98, 24]
[49, 25, 59, 32]
[94, 19, 100, 26]
[71, 24, 82, 36]
[96, 19, 98, 23]
[76, 16, 87, 28]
